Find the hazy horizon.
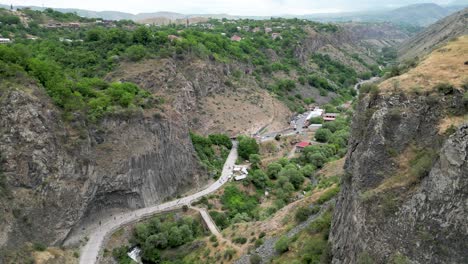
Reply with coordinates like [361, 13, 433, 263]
[2, 0, 466, 16]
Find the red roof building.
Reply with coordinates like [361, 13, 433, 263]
[296, 141, 311, 151]
[230, 35, 242, 41]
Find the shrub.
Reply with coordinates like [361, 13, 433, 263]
[435, 82, 454, 95]
[409, 148, 437, 180]
[224, 248, 236, 260]
[315, 128, 332, 143]
[238, 136, 260, 160]
[309, 117, 323, 124]
[125, 45, 147, 61]
[275, 236, 290, 253]
[33, 242, 47, 251]
[295, 206, 314, 222]
[233, 237, 248, 244]
[317, 186, 340, 204]
[255, 238, 264, 248]
[463, 91, 468, 104]
[250, 254, 262, 264]
[267, 162, 282, 179]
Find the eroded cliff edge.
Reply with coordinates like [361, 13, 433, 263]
[0, 82, 207, 249]
[330, 87, 468, 263]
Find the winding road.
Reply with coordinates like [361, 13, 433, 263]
[79, 141, 238, 264]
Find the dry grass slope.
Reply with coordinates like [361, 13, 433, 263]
[380, 35, 468, 92]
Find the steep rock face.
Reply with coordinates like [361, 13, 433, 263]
[107, 58, 292, 136]
[0, 83, 206, 249]
[330, 90, 468, 263]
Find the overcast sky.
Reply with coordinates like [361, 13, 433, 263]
[3, 0, 462, 15]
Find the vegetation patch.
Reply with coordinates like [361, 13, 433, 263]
[112, 213, 206, 264]
[190, 133, 231, 179]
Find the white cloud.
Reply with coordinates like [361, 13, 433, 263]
[5, 0, 457, 15]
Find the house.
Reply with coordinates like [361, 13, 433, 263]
[167, 35, 181, 42]
[271, 33, 282, 40]
[323, 113, 338, 122]
[127, 247, 142, 264]
[0, 38, 12, 44]
[234, 175, 247, 181]
[265, 27, 272, 33]
[252, 27, 261, 33]
[306, 107, 324, 120]
[242, 26, 250, 31]
[296, 141, 311, 152]
[230, 35, 242, 42]
[68, 23, 80, 28]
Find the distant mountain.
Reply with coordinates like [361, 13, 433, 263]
[398, 7, 468, 60]
[301, 3, 467, 27]
[1, 2, 466, 27]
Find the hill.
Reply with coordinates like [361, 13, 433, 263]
[398, 7, 468, 60]
[1, 3, 466, 27]
[331, 35, 468, 264]
[302, 3, 466, 27]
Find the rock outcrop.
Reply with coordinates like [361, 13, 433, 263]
[330, 88, 468, 263]
[0, 82, 206, 249]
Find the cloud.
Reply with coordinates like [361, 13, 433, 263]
[6, 0, 456, 15]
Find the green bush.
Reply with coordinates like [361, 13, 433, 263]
[238, 136, 259, 160]
[32, 242, 47, 251]
[250, 254, 262, 264]
[435, 82, 454, 95]
[315, 128, 332, 143]
[409, 148, 437, 180]
[209, 211, 230, 230]
[267, 162, 282, 179]
[309, 117, 323, 124]
[317, 186, 340, 204]
[125, 45, 147, 61]
[295, 206, 315, 222]
[275, 236, 290, 253]
[233, 237, 248, 244]
[221, 185, 258, 219]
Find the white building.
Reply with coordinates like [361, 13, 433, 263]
[234, 175, 247, 181]
[0, 38, 12, 44]
[306, 107, 324, 120]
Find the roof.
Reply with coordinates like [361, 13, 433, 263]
[296, 141, 311, 148]
[230, 35, 242, 41]
[234, 175, 247, 181]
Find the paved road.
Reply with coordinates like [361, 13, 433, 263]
[354, 77, 381, 94]
[79, 141, 238, 264]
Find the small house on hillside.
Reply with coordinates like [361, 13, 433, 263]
[230, 35, 242, 42]
[323, 113, 338, 122]
[0, 38, 12, 44]
[271, 33, 282, 40]
[265, 27, 272, 33]
[168, 35, 181, 42]
[306, 107, 324, 120]
[296, 141, 311, 152]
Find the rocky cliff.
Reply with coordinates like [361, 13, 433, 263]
[0, 81, 207, 250]
[330, 37, 468, 263]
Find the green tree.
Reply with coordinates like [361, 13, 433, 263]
[315, 128, 332, 143]
[133, 26, 151, 44]
[125, 45, 147, 61]
[275, 236, 290, 253]
[249, 154, 261, 169]
[250, 169, 268, 189]
[238, 136, 259, 160]
[266, 162, 282, 179]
